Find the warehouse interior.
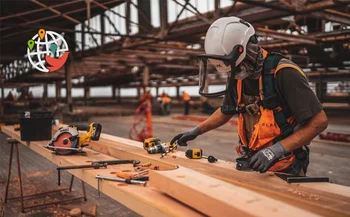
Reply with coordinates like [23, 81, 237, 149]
[0, 0, 350, 216]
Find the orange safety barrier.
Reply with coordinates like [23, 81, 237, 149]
[129, 102, 152, 142]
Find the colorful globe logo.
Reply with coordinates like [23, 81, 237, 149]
[27, 29, 69, 72]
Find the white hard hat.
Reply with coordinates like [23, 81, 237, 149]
[204, 17, 255, 72]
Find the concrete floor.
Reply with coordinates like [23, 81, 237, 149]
[1, 110, 349, 216]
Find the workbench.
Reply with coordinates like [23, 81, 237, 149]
[1, 125, 349, 217]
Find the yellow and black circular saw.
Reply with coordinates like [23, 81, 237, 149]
[46, 123, 102, 155]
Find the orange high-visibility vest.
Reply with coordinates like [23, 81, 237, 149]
[162, 96, 171, 103]
[183, 92, 191, 101]
[236, 49, 307, 172]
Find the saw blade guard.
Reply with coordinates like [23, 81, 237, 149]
[49, 127, 79, 155]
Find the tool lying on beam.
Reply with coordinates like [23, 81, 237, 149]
[134, 162, 160, 171]
[96, 175, 148, 197]
[57, 160, 140, 186]
[45, 122, 102, 155]
[115, 170, 149, 179]
[274, 172, 330, 183]
[144, 138, 177, 158]
[185, 149, 218, 163]
[143, 137, 161, 150]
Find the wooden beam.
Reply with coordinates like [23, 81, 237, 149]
[310, 11, 350, 25]
[0, 126, 201, 217]
[155, 64, 197, 70]
[256, 27, 317, 45]
[88, 134, 350, 217]
[0, 0, 84, 21]
[149, 167, 319, 217]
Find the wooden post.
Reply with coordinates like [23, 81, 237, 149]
[65, 62, 73, 112]
[316, 81, 327, 103]
[159, 0, 168, 37]
[81, 23, 85, 55]
[125, 0, 131, 35]
[112, 85, 116, 99]
[43, 84, 48, 100]
[0, 77, 4, 122]
[117, 87, 121, 104]
[176, 86, 180, 99]
[84, 87, 90, 106]
[143, 65, 150, 87]
[137, 88, 141, 99]
[100, 12, 105, 46]
[137, 0, 151, 34]
[55, 82, 61, 102]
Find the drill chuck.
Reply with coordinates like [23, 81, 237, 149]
[147, 143, 167, 154]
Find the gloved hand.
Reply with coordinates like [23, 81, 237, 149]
[248, 142, 286, 173]
[170, 127, 201, 146]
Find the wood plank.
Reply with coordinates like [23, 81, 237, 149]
[89, 133, 350, 217]
[0, 126, 202, 217]
[149, 167, 320, 217]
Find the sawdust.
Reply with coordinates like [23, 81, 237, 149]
[176, 175, 185, 178]
[288, 188, 320, 200]
[122, 170, 132, 172]
[25, 170, 52, 178]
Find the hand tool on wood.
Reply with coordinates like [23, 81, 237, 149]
[134, 162, 159, 171]
[45, 122, 102, 155]
[93, 159, 140, 167]
[185, 149, 218, 163]
[96, 175, 147, 197]
[57, 160, 140, 186]
[57, 162, 107, 186]
[115, 170, 149, 179]
[274, 172, 329, 183]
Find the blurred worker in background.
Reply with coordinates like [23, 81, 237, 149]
[139, 87, 153, 104]
[159, 92, 171, 115]
[170, 17, 328, 176]
[182, 91, 191, 115]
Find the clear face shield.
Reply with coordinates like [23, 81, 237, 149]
[198, 45, 244, 97]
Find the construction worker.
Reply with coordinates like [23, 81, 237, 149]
[170, 17, 328, 176]
[160, 92, 171, 115]
[139, 87, 152, 104]
[182, 91, 191, 115]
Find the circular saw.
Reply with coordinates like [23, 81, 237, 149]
[46, 122, 102, 155]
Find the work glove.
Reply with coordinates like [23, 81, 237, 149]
[170, 127, 201, 146]
[248, 142, 286, 173]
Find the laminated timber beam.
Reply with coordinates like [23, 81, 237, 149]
[0, 126, 200, 217]
[1, 126, 331, 217]
[86, 134, 350, 217]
